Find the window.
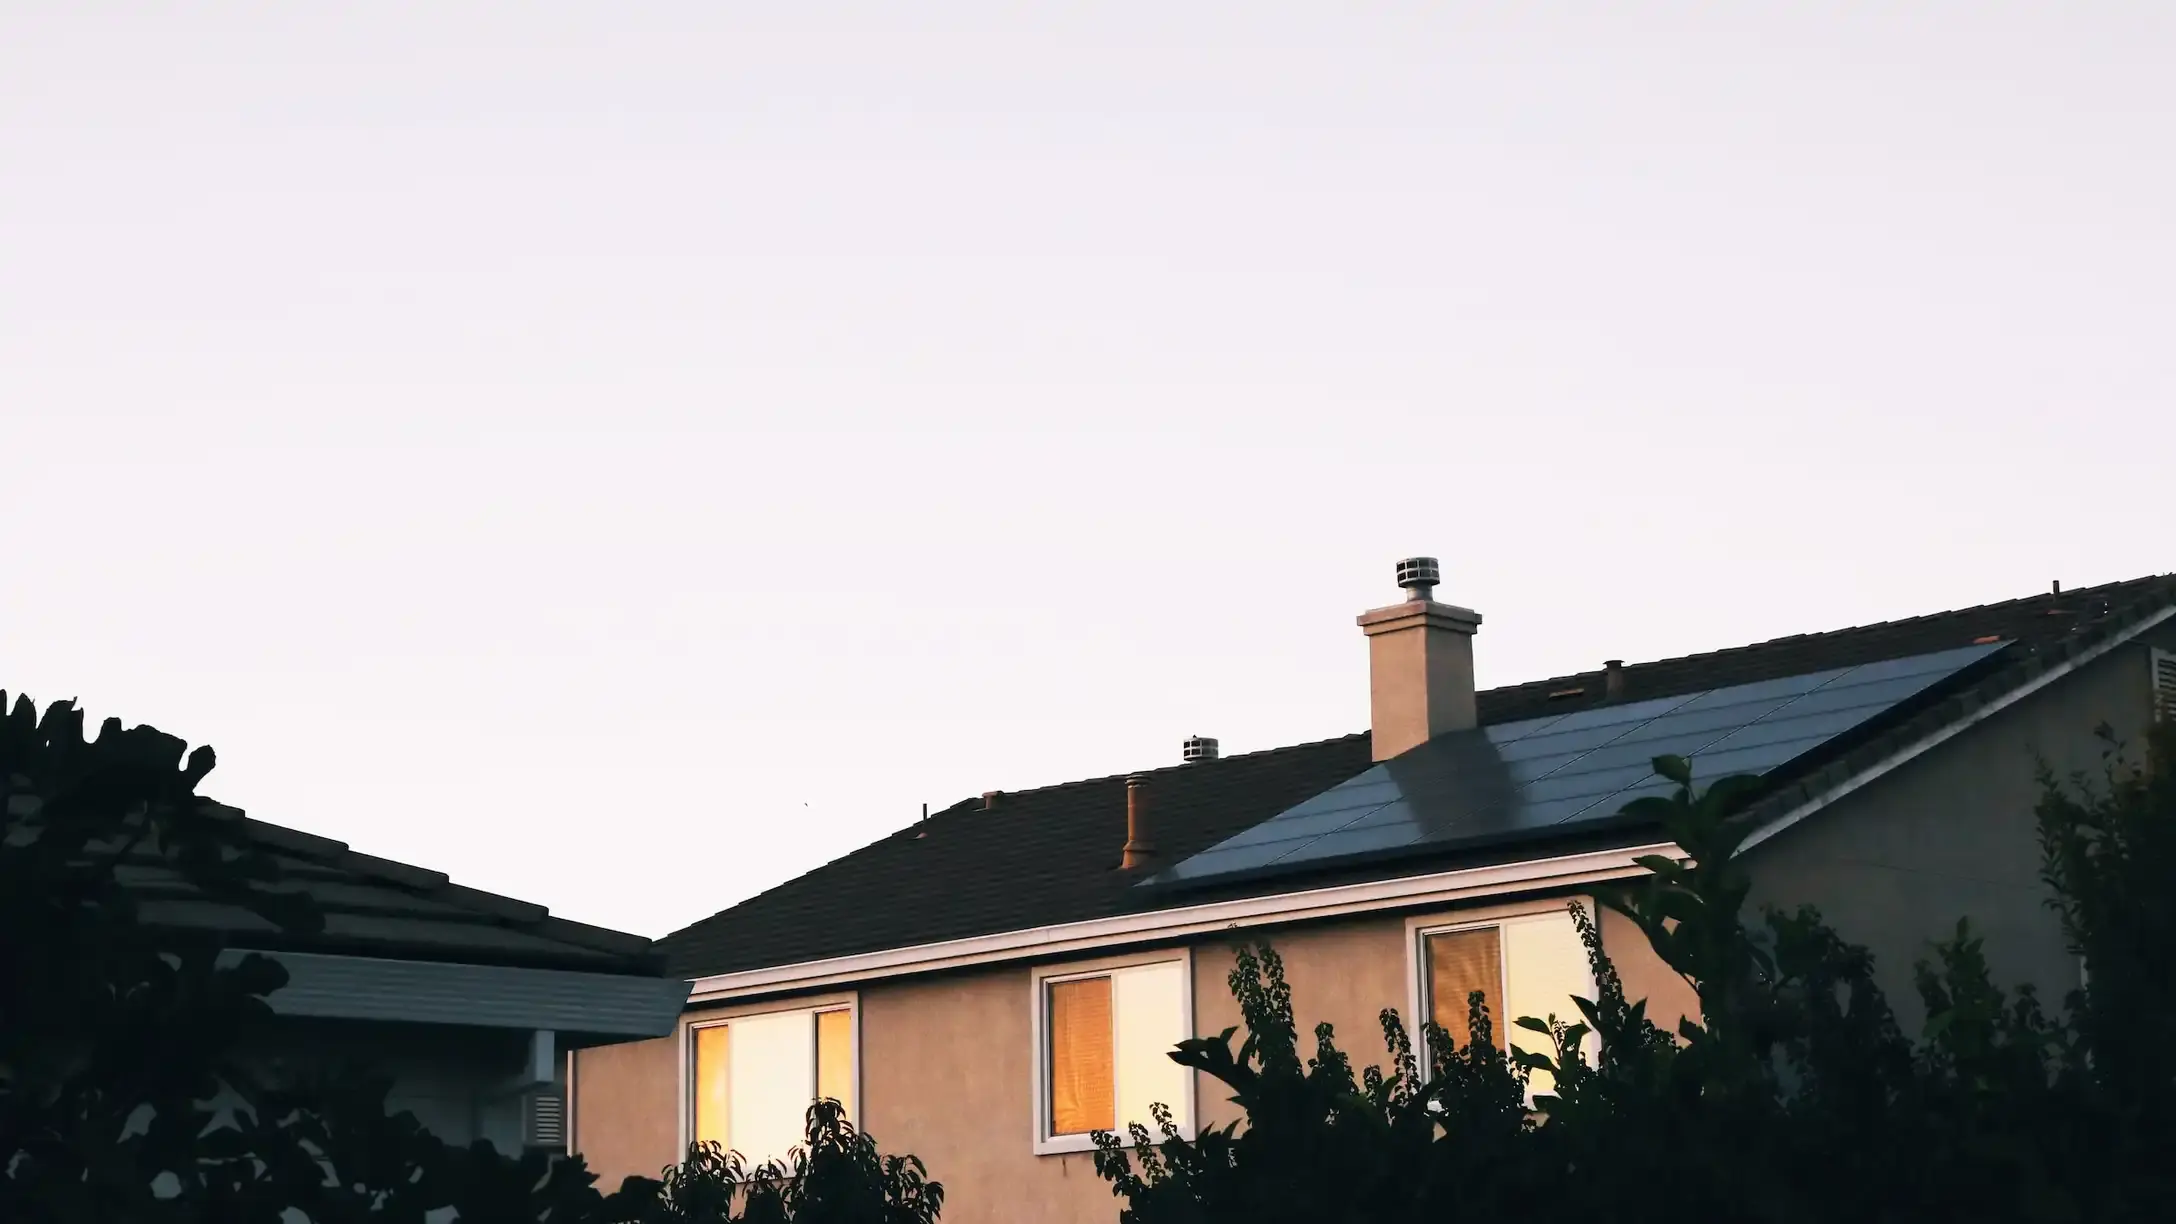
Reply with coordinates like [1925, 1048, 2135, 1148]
[1033, 955, 1193, 1153]
[1411, 908, 1597, 1097]
[688, 1004, 854, 1164]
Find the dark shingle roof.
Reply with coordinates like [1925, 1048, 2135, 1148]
[661, 575, 2176, 978]
[129, 808, 665, 975]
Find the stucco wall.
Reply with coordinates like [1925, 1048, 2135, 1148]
[1601, 903, 1700, 1036]
[1188, 912, 1411, 1132]
[571, 1033, 680, 1187]
[1745, 635, 2165, 1030]
[860, 965, 1110, 1224]
[582, 894, 1689, 1224]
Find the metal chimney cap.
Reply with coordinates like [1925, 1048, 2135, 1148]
[1182, 736, 1220, 763]
[1395, 557, 1441, 600]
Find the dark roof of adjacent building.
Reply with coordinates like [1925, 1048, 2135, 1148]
[128, 807, 666, 975]
[661, 574, 2176, 979]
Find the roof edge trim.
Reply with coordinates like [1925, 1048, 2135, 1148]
[684, 840, 1676, 1004]
[219, 948, 690, 1039]
[1740, 602, 2176, 854]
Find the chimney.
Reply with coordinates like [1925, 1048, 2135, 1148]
[1181, 735, 1219, 763]
[1120, 774, 1156, 869]
[1356, 557, 1482, 762]
[1604, 659, 1626, 702]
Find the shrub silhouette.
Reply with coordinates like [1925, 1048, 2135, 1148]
[1094, 733, 2176, 1224]
[0, 691, 940, 1223]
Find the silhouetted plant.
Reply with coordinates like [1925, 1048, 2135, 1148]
[1095, 739, 2176, 1223]
[1, 691, 941, 1222]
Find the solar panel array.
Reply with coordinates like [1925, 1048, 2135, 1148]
[1151, 640, 2007, 888]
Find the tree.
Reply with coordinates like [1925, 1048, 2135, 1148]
[0, 691, 941, 1222]
[1094, 735, 2176, 1223]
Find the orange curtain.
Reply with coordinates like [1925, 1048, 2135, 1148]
[692, 1024, 730, 1149]
[815, 1009, 854, 1121]
[1048, 977, 1115, 1135]
[1427, 927, 1504, 1056]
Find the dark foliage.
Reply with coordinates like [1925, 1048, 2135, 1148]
[1094, 730, 2176, 1224]
[0, 691, 940, 1222]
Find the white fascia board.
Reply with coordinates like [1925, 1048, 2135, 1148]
[1740, 603, 2176, 854]
[685, 841, 1678, 1005]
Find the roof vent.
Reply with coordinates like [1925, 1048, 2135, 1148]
[522, 1088, 566, 1151]
[1121, 773, 1157, 870]
[1396, 556, 1441, 602]
[981, 790, 1002, 811]
[1604, 659, 1626, 702]
[1182, 736, 1219, 763]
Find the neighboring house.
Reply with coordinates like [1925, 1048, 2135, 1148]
[571, 564, 2176, 1224]
[134, 808, 690, 1156]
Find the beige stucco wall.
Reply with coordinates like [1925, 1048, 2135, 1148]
[859, 965, 1114, 1224]
[1746, 634, 2167, 1030]
[571, 1034, 679, 1189]
[570, 893, 1693, 1224]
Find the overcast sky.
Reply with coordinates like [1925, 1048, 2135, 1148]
[3, 4, 2170, 938]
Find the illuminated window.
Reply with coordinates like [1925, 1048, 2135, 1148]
[689, 1004, 854, 1164]
[1034, 957, 1192, 1153]
[1415, 910, 1596, 1097]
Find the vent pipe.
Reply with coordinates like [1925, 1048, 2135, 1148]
[1604, 659, 1626, 702]
[1121, 774, 1157, 870]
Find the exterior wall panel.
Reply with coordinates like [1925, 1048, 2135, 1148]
[1745, 637, 2164, 1030]
[571, 1034, 679, 1188]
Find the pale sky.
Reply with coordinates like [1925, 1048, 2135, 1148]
[3, 4, 2169, 939]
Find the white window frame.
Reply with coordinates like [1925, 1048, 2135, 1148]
[676, 990, 860, 1159]
[1028, 948, 1197, 1156]
[1403, 898, 1600, 1085]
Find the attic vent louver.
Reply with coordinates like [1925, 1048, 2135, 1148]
[1182, 736, 1219, 763]
[522, 1088, 566, 1150]
[2154, 649, 2176, 725]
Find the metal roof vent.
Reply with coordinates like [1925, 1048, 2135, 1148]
[522, 1088, 566, 1151]
[1182, 736, 1219, 763]
[1396, 556, 1441, 601]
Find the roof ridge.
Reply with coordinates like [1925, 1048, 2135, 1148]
[975, 731, 1373, 799]
[1738, 586, 2176, 833]
[216, 808, 659, 961]
[661, 732, 1379, 943]
[1491, 573, 2175, 697]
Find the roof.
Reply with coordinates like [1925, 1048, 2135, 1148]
[127, 807, 666, 976]
[661, 574, 2176, 979]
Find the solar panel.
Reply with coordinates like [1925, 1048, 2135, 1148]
[1149, 640, 2007, 888]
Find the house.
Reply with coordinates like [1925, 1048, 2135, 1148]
[139, 806, 690, 1156]
[571, 563, 2176, 1223]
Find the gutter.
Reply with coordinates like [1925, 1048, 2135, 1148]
[684, 840, 1676, 1004]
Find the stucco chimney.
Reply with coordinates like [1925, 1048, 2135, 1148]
[1120, 773, 1156, 869]
[1356, 557, 1482, 762]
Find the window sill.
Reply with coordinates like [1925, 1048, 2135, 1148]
[1034, 1126, 1196, 1158]
[1033, 1133, 1102, 1157]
